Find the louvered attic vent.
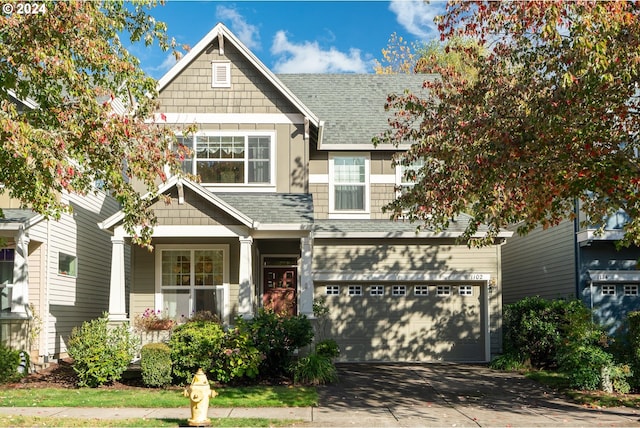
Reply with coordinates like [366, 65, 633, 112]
[212, 61, 231, 88]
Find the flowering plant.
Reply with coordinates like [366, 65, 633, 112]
[133, 308, 175, 331]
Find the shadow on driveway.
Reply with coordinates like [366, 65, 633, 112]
[314, 363, 640, 426]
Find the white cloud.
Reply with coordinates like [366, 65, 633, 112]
[216, 5, 261, 50]
[147, 53, 178, 77]
[270, 31, 372, 73]
[389, 0, 445, 40]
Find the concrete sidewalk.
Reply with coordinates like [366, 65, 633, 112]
[2, 404, 640, 427]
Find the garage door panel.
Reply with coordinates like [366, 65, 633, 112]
[317, 284, 484, 362]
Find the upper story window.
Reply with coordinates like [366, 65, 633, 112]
[329, 154, 369, 214]
[58, 252, 78, 277]
[178, 133, 274, 186]
[396, 159, 425, 195]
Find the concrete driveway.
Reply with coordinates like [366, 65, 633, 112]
[309, 363, 640, 427]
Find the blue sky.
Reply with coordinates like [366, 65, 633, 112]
[136, 1, 447, 79]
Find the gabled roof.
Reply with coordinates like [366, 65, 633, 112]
[99, 176, 254, 231]
[156, 22, 319, 127]
[277, 74, 435, 150]
[0, 209, 44, 231]
[98, 177, 315, 233]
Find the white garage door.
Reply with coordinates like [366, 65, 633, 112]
[317, 283, 485, 362]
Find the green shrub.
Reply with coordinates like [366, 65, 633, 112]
[557, 343, 613, 390]
[292, 352, 338, 385]
[0, 344, 24, 384]
[67, 314, 138, 387]
[210, 328, 261, 384]
[503, 297, 592, 368]
[625, 311, 640, 389]
[140, 343, 172, 388]
[169, 320, 225, 384]
[489, 353, 528, 371]
[236, 310, 314, 377]
[315, 339, 340, 359]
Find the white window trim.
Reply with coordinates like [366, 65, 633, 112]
[601, 284, 616, 296]
[155, 244, 230, 323]
[325, 285, 340, 295]
[458, 285, 473, 296]
[211, 61, 231, 88]
[177, 131, 276, 188]
[414, 285, 429, 296]
[370, 285, 384, 296]
[328, 152, 370, 219]
[58, 252, 78, 278]
[392, 285, 406, 296]
[436, 285, 451, 296]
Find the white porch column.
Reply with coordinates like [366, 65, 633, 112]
[299, 236, 314, 316]
[238, 236, 254, 318]
[108, 236, 128, 322]
[11, 228, 29, 315]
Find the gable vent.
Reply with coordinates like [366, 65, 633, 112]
[212, 61, 231, 88]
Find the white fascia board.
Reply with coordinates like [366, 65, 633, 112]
[313, 271, 492, 282]
[149, 112, 305, 125]
[317, 143, 412, 151]
[254, 223, 312, 231]
[577, 229, 625, 243]
[7, 89, 38, 110]
[313, 230, 513, 239]
[589, 270, 640, 283]
[116, 224, 249, 238]
[156, 23, 319, 126]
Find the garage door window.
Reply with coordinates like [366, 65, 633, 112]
[392, 285, 406, 296]
[325, 285, 340, 295]
[437, 285, 451, 296]
[602, 285, 616, 296]
[370, 285, 384, 296]
[458, 286, 473, 296]
[348, 285, 362, 296]
[414, 285, 429, 296]
[624, 285, 638, 296]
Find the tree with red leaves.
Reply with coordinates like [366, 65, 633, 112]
[377, 1, 640, 246]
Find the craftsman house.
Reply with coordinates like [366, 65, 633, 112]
[100, 23, 511, 362]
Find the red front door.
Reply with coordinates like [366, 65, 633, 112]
[262, 267, 297, 316]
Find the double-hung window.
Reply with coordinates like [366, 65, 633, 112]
[157, 245, 228, 322]
[330, 154, 369, 214]
[0, 248, 14, 313]
[177, 133, 273, 186]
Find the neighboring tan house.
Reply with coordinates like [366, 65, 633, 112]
[502, 209, 640, 333]
[0, 191, 123, 364]
[100, 23, 511, 362]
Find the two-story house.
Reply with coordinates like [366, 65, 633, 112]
[100, 23, 511, 362]
[502, 209, 640, 333]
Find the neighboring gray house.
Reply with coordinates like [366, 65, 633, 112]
[0, 190, 123, 364]
[100, 23, 511, 362]
[502, 210, 640, 333]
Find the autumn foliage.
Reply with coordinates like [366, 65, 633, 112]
[0, 0, 187, 247]
[377, 1, 640, 246]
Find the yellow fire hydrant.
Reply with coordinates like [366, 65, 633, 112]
[183, 368, 218, 426]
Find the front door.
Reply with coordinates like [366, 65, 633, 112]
[263, 266, 297, 316]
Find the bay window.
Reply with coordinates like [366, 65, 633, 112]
[177, 133, 274, 185]
[157, 245, 228, 321]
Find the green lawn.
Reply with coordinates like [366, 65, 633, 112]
[0, 385, 317, 408]
[0, 415, 301, 427]
[525, 370, 640, 408]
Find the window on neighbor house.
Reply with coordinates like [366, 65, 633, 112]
[624, 284, 639, 296]
[0, 249, 14, 313]
[177, 133, 273, 185]
[160, 248, 226, 320]
[602, 284, 616, 296]
[58, 253, 77, 277]
[330, 155, 368, 212]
